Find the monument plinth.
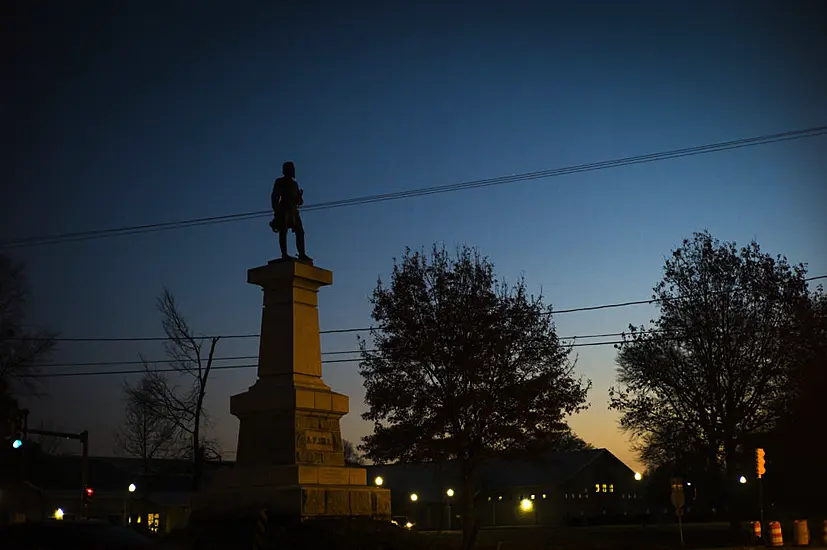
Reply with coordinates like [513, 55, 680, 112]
[192, 259, 390, 519]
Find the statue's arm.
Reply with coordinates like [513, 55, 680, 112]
[271, 183, 281, 211]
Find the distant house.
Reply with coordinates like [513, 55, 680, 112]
[366, 448, 645, 529]
[15, 455, 230, 533]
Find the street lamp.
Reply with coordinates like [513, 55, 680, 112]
[54, 508, 64, 520]
[739, 475, 747, 484]
[634, 472, 643, 481]
[125, 483, 137, 525]
[444, 488, 455, 531]
[374, 476, 384, 487]
[519, 498, 533, 512]
[410, 493, 418, 502]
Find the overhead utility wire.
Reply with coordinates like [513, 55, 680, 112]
[2, 125, 824, 250]
[14, 274, 826, 344]
[31, 331, 639, 369]
[31, 339, 633, 378]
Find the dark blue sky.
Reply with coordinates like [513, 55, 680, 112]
[3, 1, 826, 469]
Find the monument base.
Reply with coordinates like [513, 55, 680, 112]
[191, 467, 391, 520]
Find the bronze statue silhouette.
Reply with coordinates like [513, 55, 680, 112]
[269, 162, 312, 262]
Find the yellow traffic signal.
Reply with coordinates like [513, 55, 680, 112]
[756, 448, 766, 478]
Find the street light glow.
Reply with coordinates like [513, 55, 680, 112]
[739, 475, 747, 484]
[519, 498, 533, 512]
[446, 488, 454, 497]
[410, 493, 418, 502]
[128, 483, 136, 492]
[54, 508, 64, 520]
[634, 472, 642, 481]
[374, 476, 383, 487]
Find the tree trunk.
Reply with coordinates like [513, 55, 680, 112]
[192, 410, 202, 491]
[723, 438, 738, 530]
[460, 460, 479, 550]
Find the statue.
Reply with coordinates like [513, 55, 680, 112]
[269, 161, 312, 262]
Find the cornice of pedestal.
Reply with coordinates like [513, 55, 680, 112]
[248, 259, 333, 290]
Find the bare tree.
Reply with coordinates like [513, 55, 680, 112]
[116, 375, 184, 472]
[0, 254, 57, 396]
[135, 289, 220, 490]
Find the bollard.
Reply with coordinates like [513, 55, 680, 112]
[769, 521, 783, 547]
[751, 520, 762, 541]
[794, 519, 809, 546]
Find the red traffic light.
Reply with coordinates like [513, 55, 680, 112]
[85, 487, 94, 496]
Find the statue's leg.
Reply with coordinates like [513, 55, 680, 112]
[294, 217, 311, 261]
[296, 228, 308, 258]
[278, 218, 289, 258]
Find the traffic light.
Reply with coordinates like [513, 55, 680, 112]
[10, 412, 24, 449]
[756, 448, 766, 478]
[83, 487, 94, 509]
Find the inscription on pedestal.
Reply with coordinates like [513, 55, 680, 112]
[305, 430, 334, 451]
[318, 467, 350, 485]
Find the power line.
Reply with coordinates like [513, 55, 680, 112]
[3, 125, 825, 250]
[12, 274, 825, 343]
[30, 339, 632, 378]
[29, 331, 642, 369]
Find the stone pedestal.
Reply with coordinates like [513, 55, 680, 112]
[192, 260, 390, 519]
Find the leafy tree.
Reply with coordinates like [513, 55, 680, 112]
[115, 375, 184, 472]
[519, 425, 593, 455]
[133, 289, 220, 490]
[359, 245, 590, 550]
[609, 231, 811, 519]
[0, 254, 56, 396]
[343, 439, 363, 466]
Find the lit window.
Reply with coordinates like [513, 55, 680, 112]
[542, 494, 546, 499]
[602, 484, 607, 493]
[609, 484, 614, 493]
[498, 495, 502, 501]
[148, 513, 160, 533]
[530, 494, 535, 500]
[595, 484, 600, 492]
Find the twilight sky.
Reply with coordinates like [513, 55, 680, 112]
[3, 1, 826, 472]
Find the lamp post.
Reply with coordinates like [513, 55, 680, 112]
[445, 488, 454, 531]
[124, 483, 136, 525]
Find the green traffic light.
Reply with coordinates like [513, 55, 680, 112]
[12, 439, 23, 448]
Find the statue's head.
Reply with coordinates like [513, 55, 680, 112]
[283, 162, 295, 178]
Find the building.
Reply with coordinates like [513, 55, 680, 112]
[5, 448, 644, 531]
[366, 448, 645, 529]
[4, 454, 230, 532]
